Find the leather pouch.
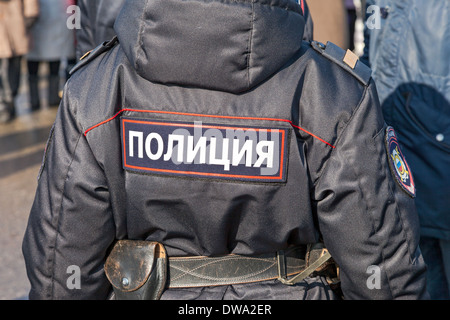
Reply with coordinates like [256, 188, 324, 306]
[105, 240, 167, 300]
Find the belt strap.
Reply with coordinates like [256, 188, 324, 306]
[167, 246, 306, 288]
[278, 249, 332, 286]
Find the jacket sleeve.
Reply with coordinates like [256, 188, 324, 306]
[22, 85, 116, 300]
[313, 81, 428, 299]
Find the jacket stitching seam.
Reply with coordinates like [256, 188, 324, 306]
[49, 133, 83, 299]
[366, 130, 394, 299]
[313, 84, 369, 186]
[134, 0, 150, 72]
[246, 0, 255, 88]
[83, 108, 336, 149]
[186, 0, 303, 15]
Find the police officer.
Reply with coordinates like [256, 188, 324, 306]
[22, 0, 428, 300]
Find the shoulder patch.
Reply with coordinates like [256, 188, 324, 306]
[69, 36, 119, 75]
[311, 41, 372, 86]
[385, 126, 416, 198]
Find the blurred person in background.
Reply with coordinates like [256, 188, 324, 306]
[27, 0, 76, 111]
[75, 0, 126, 60]
[306, 0, 349, 50]
[362, 0, 450, 300]
[65, 0, 77, 80]
[345, 0, 357, 52]
[0, 0, 39, 122]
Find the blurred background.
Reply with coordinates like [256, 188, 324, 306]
[0, 62, 59, 300]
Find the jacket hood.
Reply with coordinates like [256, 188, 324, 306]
[115, 0, 305, 93]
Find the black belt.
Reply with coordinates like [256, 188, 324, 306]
[167, 246, 308, 288]
[105, 241, 335, 300]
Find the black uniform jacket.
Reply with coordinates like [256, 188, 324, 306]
[23, 0, 428, 300]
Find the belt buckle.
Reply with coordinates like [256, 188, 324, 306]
[276, 249, 296, 286]
[277, 245, 332, 286]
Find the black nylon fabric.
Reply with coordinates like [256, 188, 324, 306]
[115, 0, 305, 93]
[22, 0, 428, 300]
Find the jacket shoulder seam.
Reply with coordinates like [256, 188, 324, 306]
[70, 36, 119, 75]
[313, 83, 370, 186]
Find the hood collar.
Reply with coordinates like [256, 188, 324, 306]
[115, 0, 305, 93]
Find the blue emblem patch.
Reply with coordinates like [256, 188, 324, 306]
[385, 126, 416, 198]
[121, 118, 289, 183]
